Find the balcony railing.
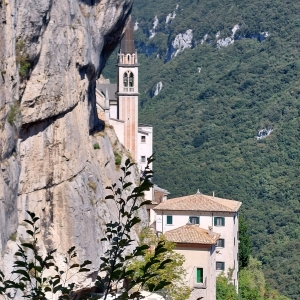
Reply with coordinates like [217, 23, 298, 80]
[193, 277, 207, 289]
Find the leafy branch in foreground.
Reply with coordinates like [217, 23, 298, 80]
[0, 211, 91, 300]
[95, 155, 172, 299]
[128, 227, 191, 300]
[0, 156, 173, 299]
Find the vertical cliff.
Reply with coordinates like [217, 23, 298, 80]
[0, 0, 144, 286]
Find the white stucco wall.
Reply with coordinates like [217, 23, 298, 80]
[109, 118, 125, 144]
[137, 126, 153, 170]
[155, 210, 239, 288]
[109, 104, 118, 119]
[175, 245, 216, 300]
[137, 126, 153, 202]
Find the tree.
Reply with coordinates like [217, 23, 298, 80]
[0, 157, 173, 299]
[238, 257, 290, 300]
[216, 273, 238, 300]
[238, 215, 251, 270]
[128, 227, 191, 300]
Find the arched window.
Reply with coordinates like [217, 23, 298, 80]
[123, 72, 128, 87]
[127, 54, 130, 63]
[129, 72, 134, 87]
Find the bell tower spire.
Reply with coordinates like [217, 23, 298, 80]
[116, 16, 139, 160]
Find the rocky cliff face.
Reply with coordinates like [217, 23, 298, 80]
[0, 0, 143, 287]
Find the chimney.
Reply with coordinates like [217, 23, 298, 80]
[208, 226, 213, 237]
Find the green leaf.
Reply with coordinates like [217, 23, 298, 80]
[26, 230, 34, 236]
[67, 246, 76, 254]
[78, 268, 90, 272]
[11, 269, 30, 280]
[21, 243, 34, 250]
[123, 182, 133, 189]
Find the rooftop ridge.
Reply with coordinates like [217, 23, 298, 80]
[154, 193, 242, 212]
[164, 224, 220, 245]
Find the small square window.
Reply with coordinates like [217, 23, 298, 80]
[189, 216, 200, 224]
[216, 238, 225, 248]
[216, 262, 225, 271]
[141, 135, 146, 143]
[214, 217, 225, 226]
[141, 156, 146, 163]
[166, 215, 173, 225]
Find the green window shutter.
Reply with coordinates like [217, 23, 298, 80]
[222, 217, 225, 226]
[214, 217, 217, 226]
[167, 216, 172, 224]
[196, 268, 203, 283]
[189, 216, 200, 224]
[222, 262, 225, 270]
[223, 239, 225, 248]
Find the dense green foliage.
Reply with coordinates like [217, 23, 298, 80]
[238, 215, 251, 270]
[128, 227, 191, 300]
[239, 257, 290, 300]
[216, 274, 238, 300]
[103, 0, 300, 298]
[217, 258, 290, 300]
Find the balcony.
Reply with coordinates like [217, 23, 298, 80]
[193, 277, 207, 289]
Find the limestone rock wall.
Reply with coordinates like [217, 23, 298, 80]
[0, 0, 145, 289]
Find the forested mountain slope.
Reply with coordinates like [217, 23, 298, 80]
[103, 0, 300, 298]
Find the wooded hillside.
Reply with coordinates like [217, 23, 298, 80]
[103, 0, 300, 298]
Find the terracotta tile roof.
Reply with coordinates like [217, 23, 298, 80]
[154, 193, 242, 212]
[164, 225, 220, 245]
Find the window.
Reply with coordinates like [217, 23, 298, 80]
[129, 72, 134, 87]
[141, 135, 146, 143]
[123, 72, 128, 87]
[216, 262, 225, 271]
[216, 238, 225, 248]
[166, 215, 173, 225]
[127, 54, 130, 63]
[141, 156, 146, 163]
[196, 268, 203, 283]
[214, 217, 225, 226]
[189, 216, 200, 224]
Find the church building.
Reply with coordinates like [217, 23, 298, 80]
[96, 16, 155, 200]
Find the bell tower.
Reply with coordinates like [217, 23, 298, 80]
[116, 16, 139, 160]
